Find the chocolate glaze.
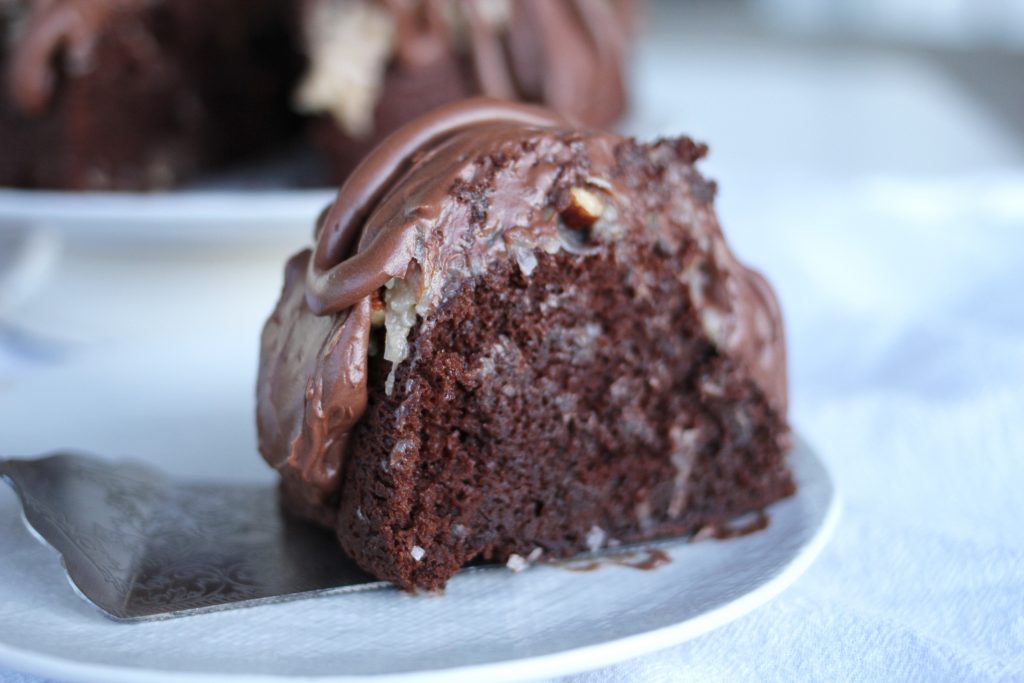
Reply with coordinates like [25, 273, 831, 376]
[257, 97, 787, 504]
[562, 513, 769, 574]
[693, 510, 770, 541]
[7, 0, 144, 115]
[508, 0, 627, 129]
[258, 250, 372, 509]
[564, 548, 671, 573]
[464, 0, 629, 128]
[307, 98, 566, 315]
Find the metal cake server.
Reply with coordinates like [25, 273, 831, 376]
[0, 449, 787, 623]
[0, 454, 390, 621]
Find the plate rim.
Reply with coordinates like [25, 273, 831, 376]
[0, 188, 337, 245]
[0, 438, 840, 683]
[0, 188, 336, 221]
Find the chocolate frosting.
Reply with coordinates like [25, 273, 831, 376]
[6, 0, 144, 115]
[306, 98, 565, 315]
[258, 250, 372, 506]
[257, 97, 787, 506]
[456, 0, 628, 128]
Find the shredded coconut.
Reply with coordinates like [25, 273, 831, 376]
[586, 525, 607, 553]
[507, 238, 539, 275]
[506, 547, 543, 573]
[506, 554, 528, 573]
[383, 276, 420, 395]
[590, 202, 624, 241]
[668, 426, 700, 517]
[295, 0, 395, 137]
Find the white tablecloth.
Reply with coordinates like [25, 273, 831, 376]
[2, 175, 1022, 683]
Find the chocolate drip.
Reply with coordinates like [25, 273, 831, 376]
[514, 0, 626, 130]
[458, 0, 515, 101]
[563, 548, 672, 573]
[453, 0, 628, 126]
[693, 510, 771, 541]
[257, 252, 372, 508]
[568, 0, 628, 127]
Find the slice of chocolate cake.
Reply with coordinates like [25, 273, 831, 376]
[295, 0, 638, 183]
[0, 0, 300, 190]
[257, 98, 794, 591]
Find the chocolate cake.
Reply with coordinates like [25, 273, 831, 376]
[295, 0, 638, 183]
[0, 0, 300, 190]
[257, 98, 794, 591]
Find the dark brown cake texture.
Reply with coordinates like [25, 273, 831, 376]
[0, 0, 301, 190]
[257, 98, 794, 591]
[295, 0, 638, 183]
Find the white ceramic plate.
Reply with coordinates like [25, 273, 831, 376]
[0, 188, 334, 245]
[0, 140, 335, 245]
[0, 438, 837, 683]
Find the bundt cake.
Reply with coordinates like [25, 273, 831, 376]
[257, 98, 794, 591]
